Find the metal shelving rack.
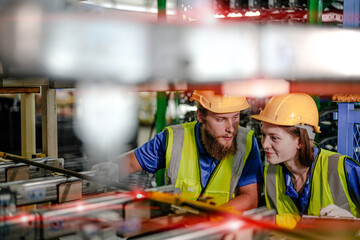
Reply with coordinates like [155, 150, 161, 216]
[336, 101, 360, 161]
[335, 0, 360, 161]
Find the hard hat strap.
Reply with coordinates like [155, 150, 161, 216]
[295, 124, 315, 140]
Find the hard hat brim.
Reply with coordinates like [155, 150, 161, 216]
[251, 114, 321, 133]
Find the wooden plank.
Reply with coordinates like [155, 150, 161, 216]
[58, 180, 82, 203]
[0, 79, 76, 89]
[0, 79, 48, 87]
[0, 87, 40, 94]
[21, 93, 36, 158]
[42, 86, 58, 158]
[6, 165, 29, 182]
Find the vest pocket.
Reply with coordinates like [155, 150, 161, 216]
[176, 179, 202, 201]
[203, 191, 229, 206]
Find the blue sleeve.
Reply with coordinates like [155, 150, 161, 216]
[134, 131, 167, 173]
[237, 136, 264, 188]
[345, 159, 360, 207]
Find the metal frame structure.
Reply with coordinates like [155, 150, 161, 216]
[343, 0, 360, 28]
[336, 0, 360, 161]
[336, 103, 360, 161]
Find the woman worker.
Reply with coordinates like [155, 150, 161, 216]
[251, 93, 360, 228]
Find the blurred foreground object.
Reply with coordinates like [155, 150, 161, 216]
[74, 84, 138, 161]
[1, 0, 360, 89]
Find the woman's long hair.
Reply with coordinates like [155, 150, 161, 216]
[283, 126, 314, 167]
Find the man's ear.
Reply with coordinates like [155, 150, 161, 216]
[197, 110, 203, 123]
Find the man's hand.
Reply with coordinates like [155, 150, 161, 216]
[320, 204, 355, 218]
[91, 162, 119, 182]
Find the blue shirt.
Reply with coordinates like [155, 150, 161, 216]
[284, 147, 360, 214]
[134, 122, 263, 189]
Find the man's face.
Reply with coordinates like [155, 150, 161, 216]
[198, 110, 240, 160]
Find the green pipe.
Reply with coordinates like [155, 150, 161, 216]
[307, 0, 323, 24]
[155, 92, 167, 186]
[158, 0, 167, 20]
[156, 92, 167, 134]
[155, 0, 167, 186]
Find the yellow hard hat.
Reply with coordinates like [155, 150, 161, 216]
[252, 93, 321, 133]
[190, 90, 249, 113]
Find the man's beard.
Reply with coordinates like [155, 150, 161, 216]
[200, 123, 238, 161]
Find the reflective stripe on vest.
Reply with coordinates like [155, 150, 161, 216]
[326, 154, 360, 216]
[265, 164, 300, 229]
[308, 149, 359, 216]
[327, 154, 351, 212]
[164, 122, 253, 205]
[229, 127, 254, 200]
[264, 164, 277, 210]
[165, 124, 184, 185]
[264, 148, 360, 219]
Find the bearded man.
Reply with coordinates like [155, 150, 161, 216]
[93, 90, 263, 211]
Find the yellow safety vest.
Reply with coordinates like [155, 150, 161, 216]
[264, 148, 360, 228]
[164, 122, 254, 205]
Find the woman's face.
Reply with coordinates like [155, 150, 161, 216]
[260, 122, 301, 165]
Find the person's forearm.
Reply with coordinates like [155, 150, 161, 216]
[115, 150, 142, 179]
[226, 192, 258, 212]
[225, 183, 259, 212]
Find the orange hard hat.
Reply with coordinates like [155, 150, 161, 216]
[252, 93, 321, 133]
[190, 90, 249, 113]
